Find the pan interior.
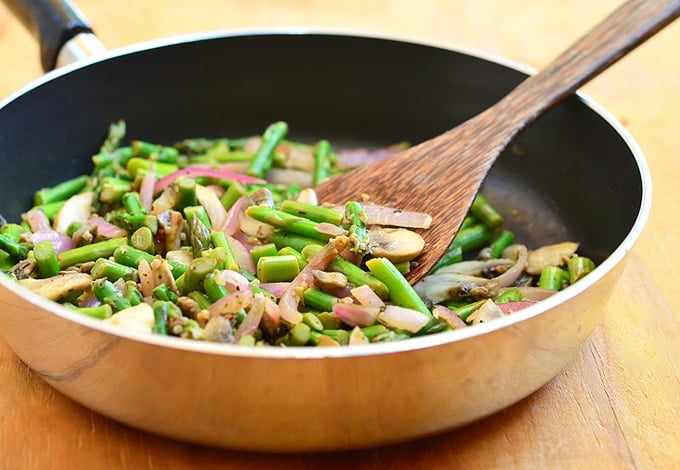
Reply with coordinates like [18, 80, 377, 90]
[0, 33, 642, 261]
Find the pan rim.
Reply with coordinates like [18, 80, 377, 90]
[0, 27, 652, 360]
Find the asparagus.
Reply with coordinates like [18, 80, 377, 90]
[470, 194, 503, 229]
[92, 279, 131, 312]
[58, 238, 127, 269]
[279, 200, 343, 225]
[34, 175, 88, 206]
[246, 206, 331, 242]
[313, 139, 332, 185]
[302, 288, 339, 312]
[33, 240, 60, 278]
[0, 233, 26, 260]
[256, 255, 300, 283]
[90, 258, 138, 282]
[365, 257, 430, 316]
[246, 121, 288, 178]
[344, 201, 369, 255]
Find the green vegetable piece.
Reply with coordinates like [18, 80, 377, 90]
[188, 291, 212, 310]
[0, 249, 13, 271]
[344, 201, 369, 255]
[31, 201, 66, 220]
[0, 223, 24, 243]
[538, 265, 567, 291]
[568, 256, 595, 284]
[184, 205, 212, 230]
[92, 279, 131, 312]
[33, 240, 60, 278]
[361, 324, 390, 341]
[153, 283, 179, 303]
[220, 181, 246, 210]
[488, 230, 515, 259]
[313, 139, 332, 185]
[58, 237, 127, 269]
[180, 257, 218, 295]
[257, 255, 300, 283]
[125, 281, 144, 306]
[496, 287, 523, 303]
[246, 121, 288, 178]
[302, 288, 339, 312]
[130, 226, 156, 254]
[286, 322, 311, 346]
[152, 301, 170, 335]
[365, 257, 431, 316]
[90, 258, 138, 282]
[34, 174, 88, 206]
[302, 312, 324, 331]
[99, 120, 126, 154]
[470, 194, 503, 229]
[250, 243, 278, 266]
[277, 246, 307, 269]
[431, 245, 463, 273]
[122, 191, 147, 216]
[269, 231, 323, 253]
[246, 206, 331, 241]
[176, 178, 198, 209]
[0, 233, 26, 261]
[451, 224, 493, 254]
[113, 245, 187, 278]
[65, 303, 113, 320]
[316, 312, 341, 330]
[279, 200, 343, 225]
[126, 157, 177, 179]
[210, 231, 239, 271]
[203, 272, 230, 302]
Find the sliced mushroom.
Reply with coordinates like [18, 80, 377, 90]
[157, 210, 186, 252]
[414, 272, 500, 304]
[102, 303, 155, 333]
[368, 228, 425, 263]
[527, 241, 579, 275]
[53, 192, 94, 234]
[19, 272, 92, 301]
[312, 269, 348, 290]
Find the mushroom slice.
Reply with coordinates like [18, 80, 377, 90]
[414, 272, 500, 304]
[368, 228, 424, 263]
[19, 272, 92, 301]
[53, 192, 95, 234]
[466, 299, 506, 325]
[527, 241, 579, 275]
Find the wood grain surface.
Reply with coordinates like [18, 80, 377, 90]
[1, 1, 679, 468]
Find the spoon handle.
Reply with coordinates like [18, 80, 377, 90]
[491, 0, 680, 135]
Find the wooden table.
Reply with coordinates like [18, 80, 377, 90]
[1, 1, 678, 468]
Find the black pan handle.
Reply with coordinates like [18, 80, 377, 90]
[2, 0, 93, 71]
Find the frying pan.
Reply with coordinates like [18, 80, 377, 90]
[0, 0, 650, 452]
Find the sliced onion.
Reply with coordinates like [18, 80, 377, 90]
[30, 231, 73, 254]
[432, 305, 467, 329]
[259, 282, 291, 299]
[139, 166, 156, 212]
[138, 259, 154, 297]
[226, 234, 255, 274]
[335, 145, 402, 169]
[153, 167, 264, 194]
[333, 302, 381, 328]
[24, 209, 51, 232]
[377, 305, 431, 334]
[493, 244, 529, 287]
[497, 301, 538, 314]
[196, 184, 227, 230]
[350, 285, 385, 308]
[88, 216, 128, 239]
[279, 237, 349, 326]
[515, 286, 556, 301]
[222, 196, 248, 236]
[209, 270, 256, 320]
[234, 292, 266, 341]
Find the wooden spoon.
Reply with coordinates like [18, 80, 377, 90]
[315, 0, 679, 284]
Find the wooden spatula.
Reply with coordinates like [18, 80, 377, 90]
[314, 0, 679, 284]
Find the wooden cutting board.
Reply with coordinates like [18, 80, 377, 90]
[1, 1, 679, 468]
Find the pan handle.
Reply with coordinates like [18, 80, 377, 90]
[2, 0, 105, 71]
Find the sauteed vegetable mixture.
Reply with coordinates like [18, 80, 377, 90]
[0, 121, 595, 346]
